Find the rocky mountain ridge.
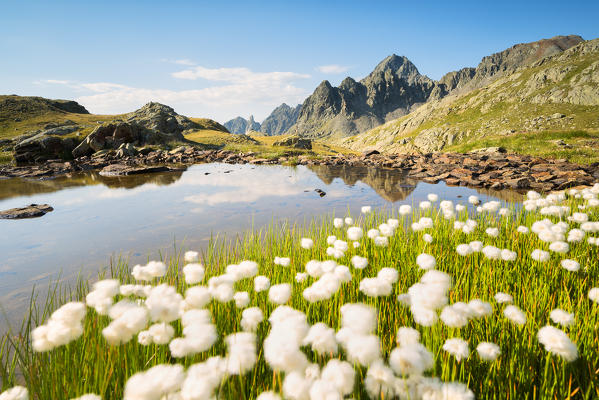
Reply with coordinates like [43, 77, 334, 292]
[224, 115, 261, 134]
[342, 38, 599, 156]
[259, 103, 301, 135]
[286, 35, 584, 139]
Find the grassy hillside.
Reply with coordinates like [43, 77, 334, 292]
[342, 39, 599, 163]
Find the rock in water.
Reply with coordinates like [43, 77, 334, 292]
[0, 204, 54, 219]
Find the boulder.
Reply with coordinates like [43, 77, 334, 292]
[99, 163, 171, 176]
[470, 146, 507, 154]
[14, 134, 78, 165]
[273, 136, 312, 150]
[0, 204, 53, 219]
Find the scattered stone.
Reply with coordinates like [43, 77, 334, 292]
[98, 164, 171, 176]
[470, 146, 507, 154]
[272, 136, 312, 150]
[314, 189, 326, 197]
[0, 204, 54, 219]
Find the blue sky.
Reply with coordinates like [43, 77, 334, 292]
[1, 0, 598, 123]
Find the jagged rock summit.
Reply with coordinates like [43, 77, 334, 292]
[260, 103, 302, 135]
[224, 115, 261, 134]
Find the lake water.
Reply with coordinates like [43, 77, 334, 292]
[0, 163, 522, 327]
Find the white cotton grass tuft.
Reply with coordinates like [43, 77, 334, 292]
[32, 302, 86, 352]
[485, 227, 499, 237]
[345, 217, 354, 225]
[517, 225, 530, 234]
[423, 233, 433, 243]
[399, 204, 412, 215]
[302, 322, 338, 355]
[183, 285, 211, 309]
[85, 279, 120, 315]
[537, 325, 578, 362]
[333, 218, 344, 228]
[361, 205, 372, 214]
[468, 195, 480, 205]
[320, 359, 355, 396]
[240, 307, 264, 332]
[351, 255, 368, 269]
[531, 249, 550, 262]
[169, 309, 217, 357]
[295, 272, 308, 283]
[427, 193, 439, 202]
[549, 241, 569, 253]
[224, 332, 257, 375]
[268, 284, 291, 304]
[419, 200, 432, 209]
[589, 288, 599, 303]
[233, 291, 250, 308]
[469, 241, 483, 252]
[443, 338, 469, 361]
[300, 238, 314, 249]
[468, 299, 493, 318]
[274, 257, 291, 267]
[184, 250, 199, 263]
[367, 228, 380, 239]
[374, 236, 389, 247]
[494, 292, 513, 304]
[70, 394, 101, 400]
[0, 386, 28, 400]
[123, 364, 185, 400]
[416, 253, 436, 270]
[560, 259, 580, 272]
[456, 244, 472, 256]
[256, 392, 281, 400]
[550, 308, 574, 327]
[183, 263, 205, 284]
[347, 226, 363, 241]
[254, 275, 271, 292]
[476, 342, 501, 361]
[396, 326, 420, 347]
[389, 343, 434, 376]
[482, 246, 501, 260]
[131, 260, 167, 281]
[503, 305, 527, 325]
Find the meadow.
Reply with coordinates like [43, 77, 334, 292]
[1, 186, 598, 400]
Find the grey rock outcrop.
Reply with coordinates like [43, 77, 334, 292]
[0, 204, 54, 219]
[14, 133, 78, 164]
[260, 103, 302, 135]
[272, 136, 312, 149]
[288, 55, 436, 138]
[72, 102, 196, 158]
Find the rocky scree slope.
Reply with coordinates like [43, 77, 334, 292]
[287, 35, 583, 140]
[342, 38, 599, 157]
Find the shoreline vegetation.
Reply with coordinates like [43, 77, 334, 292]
[1, 187, 598, 399]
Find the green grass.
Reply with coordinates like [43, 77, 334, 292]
[1, 194, 598, 399]
[447, 130, 599, 164]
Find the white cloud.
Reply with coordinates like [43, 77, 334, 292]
[43, 65, 311, 122]
[45, 79, 69, 84]
[316, 64, 350, 74]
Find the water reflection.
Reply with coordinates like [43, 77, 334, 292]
[0, 163, 523, 327]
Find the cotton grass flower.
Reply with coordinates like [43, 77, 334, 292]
[184, 250, 199, 263]
[589, 288, 599, 303]
[303, 322, 338, 355]
[295, 272, 308, 283]
[256, 392, 281, 400]
[517, 225, 530, 234]
[146, 284, 182, 323]
[549, 241, 569, 253]
[443, 338, 469, 361]
[440, 303, 470, 328]
[419, 200, 432, 210]
[537, 325, 578, 362]
[456, 244, 472, 256]
[183, 263, 205, 284]
[504, 305, 527, 325]
[550, 308, 574, 327]
[500, 249, 517, 261]
[361, 205, 372, 213]
[416, 253, 436, 270]
[399, 204, 412, 215]
[389, 343, 434, 376]
[169, 309, 217, 357]
[531, 249, 550, 262]
[240, 307, 264, 332]
[494, 292, 513, 304]
[32, 302, 86, 352]
[482, 246, 501, 260]
[274, 257, 291, 267]
[320, 359, 355, 396]
[364, 360, 397, 399]
[374, 236, 388, 247]
[233, 291, 250, 308]
[86, 279, 120, 315]
[351, 255, 368, 269]
[131, 261, 167, 281]
[224, 332, 257, 375]
[347, 226, 363, 241]
[254, 275, 271, 292]
[0, 387, 28, 400]
[70, 395, 101, 400]
[476, 342, 501, 361]
[468, 195, 480, 205]
[423, 233, 433, 243]
[333, 218, 343, 228]
[469, 241, 483, 252]
[468, 299, 493, 318]
[560, 259, 580, 272]
[485, 227, 499, 237]
[300, 238, 314, 249]
[183, 285, 211, 309]
[345, 217, 354, 225]
[367, 228, 380, 239]
[268, 284, 291, 304]
[123, 364, 185, 400]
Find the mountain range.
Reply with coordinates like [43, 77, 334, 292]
[224, 103, 301, 136]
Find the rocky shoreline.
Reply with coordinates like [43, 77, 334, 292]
[1, 146, 598, 193]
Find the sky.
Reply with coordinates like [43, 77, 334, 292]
[1, 0, 598, 124]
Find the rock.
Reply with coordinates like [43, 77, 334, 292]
[259, 104, 302, 135]
[272, 136, 312, 150]
[0, 204, 53, 219]
[551, 113, 566, 119]
[14, 134, 78, 165]
[39, 125, 79, 136]
[98, 164, 171, 176]
[470, 146, 507, 154]
[362, 149, 381, 157]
